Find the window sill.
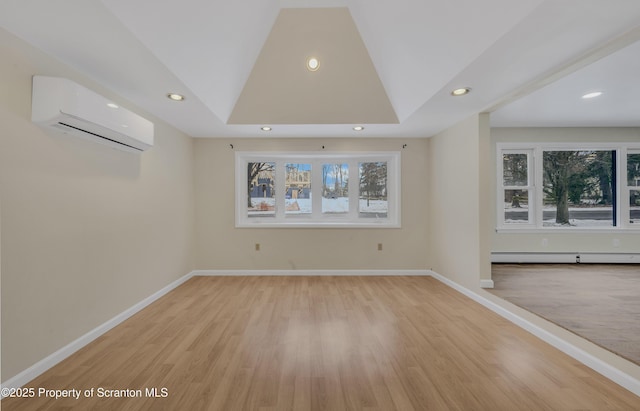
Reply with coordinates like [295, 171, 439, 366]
[496, 226, 640, 234]
[236, 220, 401, 229]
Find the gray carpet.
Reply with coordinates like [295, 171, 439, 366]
[490, 263, 640, 366]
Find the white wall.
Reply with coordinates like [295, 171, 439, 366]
[0, 29, 196, 381]
[427, 114, 492, 290]
[194, 138, 430, 270]
[491, 127, 640, 254]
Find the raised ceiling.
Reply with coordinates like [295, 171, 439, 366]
[1, 0, 639, 138]
[228, 8, 398, 125]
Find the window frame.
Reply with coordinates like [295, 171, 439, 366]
[498, 149, 536, 228]
[627, 149, 640, 226]
[497, 142, 640, 232]
[235, 151, 401, 228]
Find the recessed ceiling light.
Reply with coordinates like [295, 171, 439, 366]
[451, 87, 471, 96]
[167, 93, 185, 101]
[353, 126, 364, 131]
[261, 126, 272, 131]
[107, 103, 119, 109]
[582, 91, 603, 99]
[307, 57, 320, 72]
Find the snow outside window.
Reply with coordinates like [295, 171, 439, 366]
[236, 152, 401, 228]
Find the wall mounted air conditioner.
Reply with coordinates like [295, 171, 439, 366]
[31, 75, 154, 153]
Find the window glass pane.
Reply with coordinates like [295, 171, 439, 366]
[359, 162, 388, 218]
[542, 151, 614, 227]
[503, 153, 528, 186]
[322, 164, 349, 214]
[628, 153, 640, 187]
[504, 189, 529, 224]
[631, 190, 640, 225]
[285, 163, 312, 215]
[248, 162, 276, 217]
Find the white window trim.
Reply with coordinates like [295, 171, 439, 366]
[628, 149, 640, 229]
[497, 142, 640, 232]
[235, 151, 401, 228]
[498, 148, 536, 229]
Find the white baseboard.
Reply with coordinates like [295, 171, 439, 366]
[492, 252, 640, 264]
[192, 269, 430, 276]
[1, 271, 195, 392]
[428, 270, 640, 397]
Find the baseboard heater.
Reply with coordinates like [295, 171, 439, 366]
[492, 252, 640, 264]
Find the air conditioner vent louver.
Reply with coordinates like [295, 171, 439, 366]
[54, 122, 143, 152]
[31, 76, 154, 153]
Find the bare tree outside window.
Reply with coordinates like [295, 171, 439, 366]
[503, 153, 528, 186]
[543, 151, 613, 226]
[247, 162, 275, 216]
[359, 162, 387, 217]
[628, 153, 640, 187]
[322, 164, 348, 214]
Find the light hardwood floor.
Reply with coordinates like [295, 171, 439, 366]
[3, 276, 639, 410]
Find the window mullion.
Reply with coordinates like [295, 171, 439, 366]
[534, 148, 543, 228]
[311, 159, 322, 220]
[275, 160, 286, 221]
[349, 159, 359, 219]
[619, 148, 629, 228]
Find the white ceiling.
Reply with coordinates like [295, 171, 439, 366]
[1, 0, 639, 138]
[491, 34, 640, 127]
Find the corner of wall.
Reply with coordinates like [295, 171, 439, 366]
[427, 114, 486, 290]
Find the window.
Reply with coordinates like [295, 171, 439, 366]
[236, 152, 400, 227]
[359, 162, 388, 218]
[501, 151, 533, 225]
[542, 150, 614, 227]
[629, 151, 640, 225]
[285, 163, 312, 215]
[497, 143, 640, 231]
[247, 162, 275, 217]
[322, 163, 349, 214]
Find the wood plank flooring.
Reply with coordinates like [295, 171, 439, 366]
[490, 263, 640, 365]
[3, 276, 639, 410]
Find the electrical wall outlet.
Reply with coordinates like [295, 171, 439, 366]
[378, 243, 383, 251]
[255, 243, 260, 251]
